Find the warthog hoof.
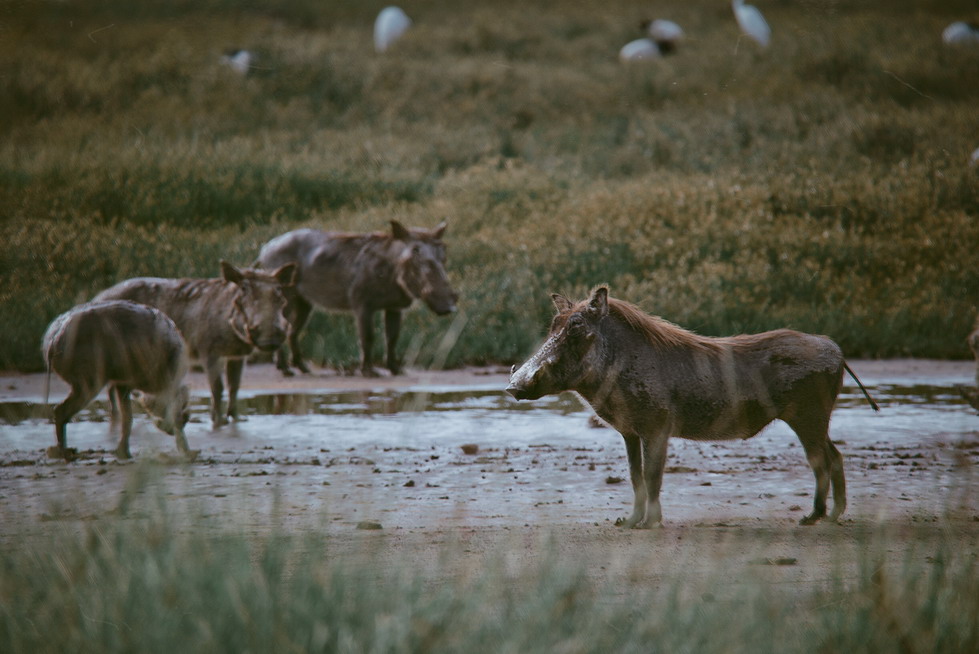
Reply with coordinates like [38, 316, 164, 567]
[799, 513, 826, 526]
[182, 449, 201, 462]
[114, 447, 133, 460]
[46, 445, 79, 462]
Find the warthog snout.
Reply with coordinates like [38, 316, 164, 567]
[505, 383, 534, 400]
[253, 334, 285, 352]
[428, 293, 458, 316]
[506, 361, 545, 401]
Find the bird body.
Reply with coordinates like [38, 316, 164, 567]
[943, 21, 979, 45]
[619, 38, 661, 62]
[375, 6, 412, 53]
[221, 49, 253, 75]
[732, 0, 771, 48]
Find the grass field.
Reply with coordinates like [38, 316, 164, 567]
[2, 0, 978, 370]
[0, 498, 979, 653]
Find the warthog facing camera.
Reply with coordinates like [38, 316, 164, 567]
[94, 261, 296, 428]
[256, 221, 458, 376]
[507, 286, 879, 528]
[43, 300, 194, 461]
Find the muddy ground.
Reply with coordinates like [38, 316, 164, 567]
[1, 360, 977, 593]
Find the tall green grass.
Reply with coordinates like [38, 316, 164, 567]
[2, 0, 978, 370]
[1, 502, 976, 652]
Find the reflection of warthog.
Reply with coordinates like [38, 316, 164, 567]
[94, 262, 296, 428]
[507, 286, 880, 528]
[43, 300, 193, 461]
[257, 221, 458, 376]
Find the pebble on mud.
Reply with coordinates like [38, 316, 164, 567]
[605, 476, 624, 484]
[356, 520, 383, 530]
[460, 443, 479, 455]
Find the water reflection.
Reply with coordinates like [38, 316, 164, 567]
[2, 382, 976, 427]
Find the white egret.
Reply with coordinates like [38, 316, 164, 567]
[221, 49, 253, 75]
[943, 21, 979, 45]
[642, 18, 684, 54]
[374, 6, 412, 53]
[619, 38, 661, 63]
[732, 0, 770, 48]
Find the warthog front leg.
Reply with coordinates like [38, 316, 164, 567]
[384, 309, 403, 375]
[111, 384, 134, 460]
[204, 355, 227, 428]
[615, 434, 647, 528]
[225, 358, 244, 423]
[355, 307, 379, 377]
[636, 434, 668, 528]
[278, 292, 312, 376]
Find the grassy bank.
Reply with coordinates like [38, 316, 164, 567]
[2, 0, 978, 370]
[1, 505, 976, 653]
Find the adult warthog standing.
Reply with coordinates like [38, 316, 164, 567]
[506, 286, 879, 528]
[94, 261, 296, 428]
[43, 300, 194, 461]
[256, 221, 458, 376]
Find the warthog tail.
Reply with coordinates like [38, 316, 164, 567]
[843, 361, 880, 412]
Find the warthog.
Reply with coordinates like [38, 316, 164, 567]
[43, 300, 194, 461]
[94, 261, 296, 428]
[506, 286, 880, 528]
[256, 221, 458, 376]
[959, 317, 979, 411]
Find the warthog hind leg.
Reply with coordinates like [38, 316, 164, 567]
[50, 383, 98, 461]
[791, 415, 844, 526]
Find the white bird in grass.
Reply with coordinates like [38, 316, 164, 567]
[374, 6, 412, 53]
[619, 38, 661, 63]
[942, 21, 979, 45]
[732, 0, 771, 48]
[642, 18, 684, 54]
[221, 49, 253, 75]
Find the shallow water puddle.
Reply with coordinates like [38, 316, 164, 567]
[1, 379, 976, 461]
[1, 377, 976, 530]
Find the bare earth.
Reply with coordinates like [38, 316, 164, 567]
[1, 359, 976, 592]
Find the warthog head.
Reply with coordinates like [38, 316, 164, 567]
[391, 221, 458, 315]
[140, 384, 191, 436]
[507, 286, 610, 401]
[223, 261, 297, 352]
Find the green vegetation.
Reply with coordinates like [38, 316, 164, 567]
[2, 0, 978, 370]
[1, 502, 976, 653]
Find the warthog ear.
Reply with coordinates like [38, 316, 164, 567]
[272, 262, 298, 287]
[586, 285, 609, 318]
[390, 220, 412, 241]
[220, 261, 245, 285]
[433, 221, 448, 239]
[551, 293, 574, 313]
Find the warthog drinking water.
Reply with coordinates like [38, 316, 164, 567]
[94, 261, 296, 428]
[43, 300, 193, 461]
[506, 286, 880, 528]
[256, 221, 458, 376]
